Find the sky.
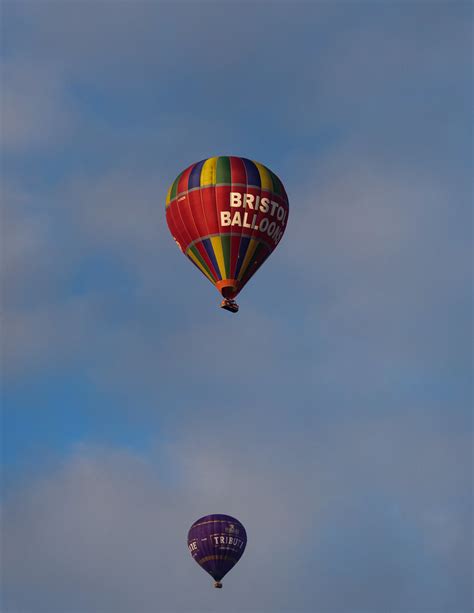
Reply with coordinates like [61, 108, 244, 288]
[1, 1, 472, 612]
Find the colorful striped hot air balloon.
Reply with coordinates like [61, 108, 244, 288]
[187, 514, 247, 588]
[165, 156, 289, 312]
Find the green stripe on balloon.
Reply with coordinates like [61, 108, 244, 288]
[269, 170, 282, 196]
[170, 171, 183, 201]
[216, 156, 231, 184]
[221, 234, 231, 278]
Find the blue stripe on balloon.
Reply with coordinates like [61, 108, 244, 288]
[242, 158, 260, 188]
[234, 236, 250, 279]
[188, 159, 206, 190]
[202, 238, 222, 280]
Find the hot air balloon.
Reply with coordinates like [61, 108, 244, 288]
[165, 156, 289, 313]
[187, 514, 247, 588]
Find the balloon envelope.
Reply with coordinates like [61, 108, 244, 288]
[187, 514, 247, 584]
[165, 156, 289, 301]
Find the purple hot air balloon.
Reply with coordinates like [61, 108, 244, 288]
[187, 514, 247, 588]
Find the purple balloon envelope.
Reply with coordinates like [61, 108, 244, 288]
[187, 514, 247, 587]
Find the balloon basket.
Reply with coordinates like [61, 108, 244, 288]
[220, 299, 239, 313]
[214, 581, 223, 589]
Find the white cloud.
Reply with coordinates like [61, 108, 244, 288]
[281, 149, 471, 391]
[1, 59, 73, 151]
[1, 168, 170, 378]
[2, 409, 471, 612]
[1, 4, 471, 611]
[1, 184, 50, 296]
[2, 145, 470, 409]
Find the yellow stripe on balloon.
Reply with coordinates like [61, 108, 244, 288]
[237, 238, 259, 281]
[210, 236, 226, 279]
[253, 161, 273, 192]
[165, 184, 173, 207]
[200, 157, 218, 186]
[187, 250, 215, 284]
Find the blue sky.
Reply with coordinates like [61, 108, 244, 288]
[1, 2, 472, 612]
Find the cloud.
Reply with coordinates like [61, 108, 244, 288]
[3, 143, 470, 421]
[1, 184, 51, 300]
[2, 2, 333, 78]
[2, 408, 471, 612]
[1, 4, 471, 611]
[1, 59, 74, 151]
[1, 168, 170, 379]
[281, 149, 472, 399]
[0, 164, 295, 389]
